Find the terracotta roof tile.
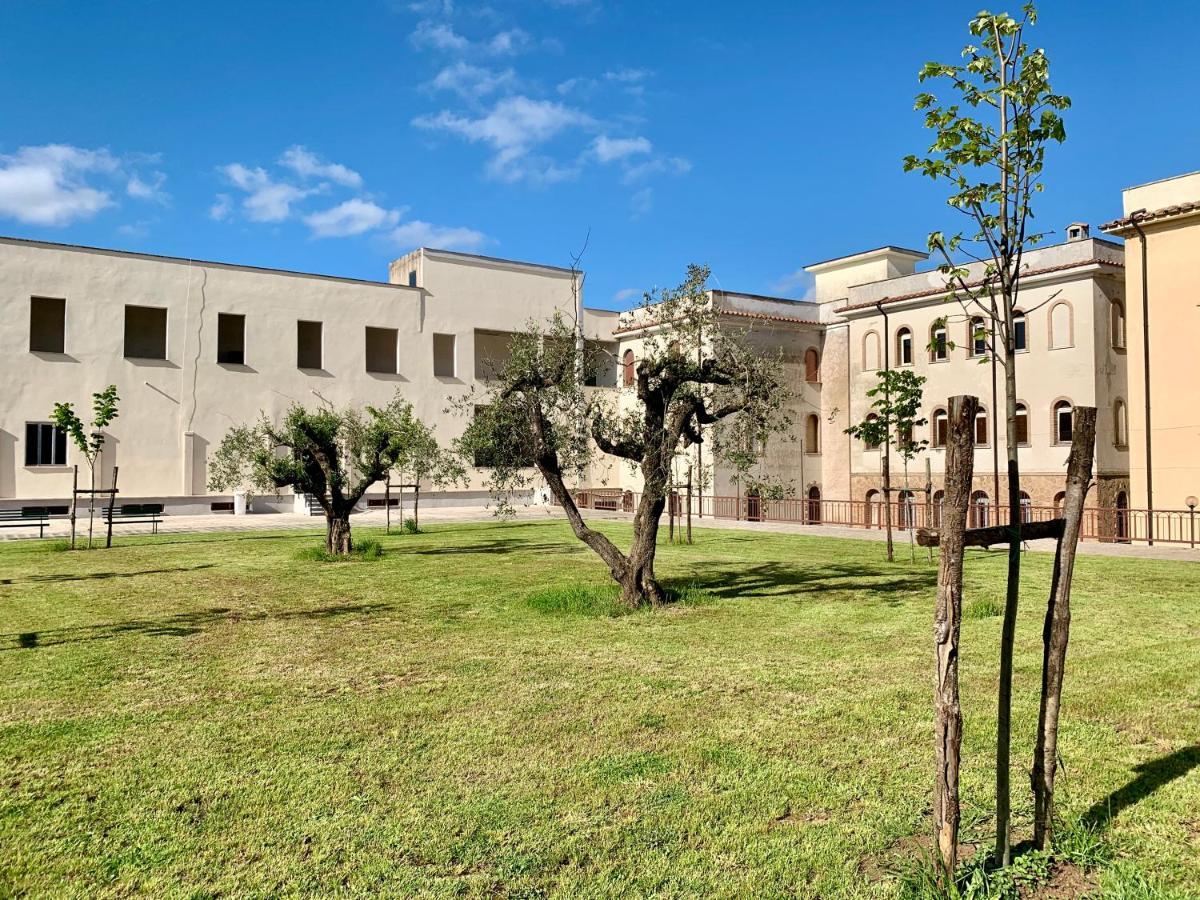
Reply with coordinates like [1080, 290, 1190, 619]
[1101, 200, 1200, 232]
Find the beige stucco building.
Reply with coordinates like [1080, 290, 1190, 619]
[9, 171, 1195, 533]
[1102, 171, 1200, 534]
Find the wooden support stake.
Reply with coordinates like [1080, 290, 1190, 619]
[105, 467, 119, 549]
[1032, 406, 1097, 850]
[70, 465, 78, 550]
[934, 394, 977, 880]
[385, 480, 391, 534]
[918, 518, 1065, 549]
[686, 466, 693, 545]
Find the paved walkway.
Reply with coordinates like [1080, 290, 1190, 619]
[2, 504, 1196, 563]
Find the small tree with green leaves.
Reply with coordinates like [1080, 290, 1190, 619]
[385, 413, 466, 532]
[209, 394, 433, 555]
[456, 264, 792, 608]
[846, 370, 927, 562]
[50, 384, 119, 549]
[903, 1, 1070, 865]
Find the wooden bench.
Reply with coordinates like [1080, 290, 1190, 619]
[101, 506, 164, 535]
[0, 509, 52, 538]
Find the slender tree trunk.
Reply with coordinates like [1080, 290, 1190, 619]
[87, 463, 96, 550]
[327, 512, 353, 555]
[996, 337, 1022, 866]
[882, 452, 895, 561]
[934, 395, 979, 880]
[1032, 406, 1096, 849]
[414, 481, 421, 531]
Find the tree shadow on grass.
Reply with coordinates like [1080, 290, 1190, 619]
[1080, 744, 1200, 831]
[1, 601, 394, 652]
[411, 539, 585, 556]
[676, 561, 936, 605]
[1, 564, 215, 586]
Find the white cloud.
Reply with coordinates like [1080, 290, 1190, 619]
[126, 171, 169, 204]
[304, 199, 401, 238]
[630, 187, 654, 218]
[604, 68, 650, 83]
[486, 28, 531, 55]
[769, 268, 816, 298]
[279, 146, 362, 189]
[209, 193, 233, 221]
[612, 287, 641, 303]
[219, 163, 318, 222]
[592, 135, 652, 163]
[414, 95, 594, 183]
[411, 20, 470, 51]
[0, 144, 119, 226]
[389, 219, 487, 252]
[428, 62, 517, 100]
[623, 155, 692, 183]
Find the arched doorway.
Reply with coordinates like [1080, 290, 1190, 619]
[807, 485, 822, 524]
[970, 490, 990, 528]
[897, 490, 916, 530]
[745, 488, 761, 522]
[865, 489, 881, 527]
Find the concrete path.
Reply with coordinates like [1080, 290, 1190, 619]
[2, 503, 1196, 563]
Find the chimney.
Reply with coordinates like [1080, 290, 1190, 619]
[1066, 222, 1090, 242]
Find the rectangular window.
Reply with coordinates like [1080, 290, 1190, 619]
[365, 327, 399, 374]
[24, 423, 68, 466]
[433, 333, 456, 377]
[124, 305, 168, 359]
[217, 313, 246, 365]
[30, 296, 66, 353]
[408, 270, 417, 287]
[297, 320, 323, 369]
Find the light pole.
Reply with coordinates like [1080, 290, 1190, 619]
[1187, 496, 1197, 549]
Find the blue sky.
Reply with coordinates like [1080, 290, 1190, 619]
[2, 1, 1197, 310]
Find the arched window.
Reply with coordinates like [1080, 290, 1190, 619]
[1115, 491, 1129, 542]
[621, 349, 635, 387]
[975, 407, 989, 446]
[970, 490, 990, 528]
[804, 347, 820, 383]
[932, 489, 945, 528]
[1054, 400, 1073, 444]
[1049, 302, 1073, 349]
[897, 490, 916, 529]
[896, 327, 913, 366]
[864, 412, 881, 450]
[1053, 491, 1066, 515]
[932, 408, 948, 447]
[1013, 310, 1027, 352]
[1019, 490, 1033, 523]
[931, 323, 948, 361]
[1110, 300, 1127, 350]
[805, 414, 820, 453]
[863, 330, 881, 371]
[969, 316, 988, 358]
[1015, 402, 1030, 446]
[1114, 399, 1128, 448]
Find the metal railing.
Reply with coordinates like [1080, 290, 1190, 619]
[562, 490, 1200, 548]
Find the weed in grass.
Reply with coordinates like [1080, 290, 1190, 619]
[964, 596, 1002, 619]
[897, 846, 1054, 900]
[1054, 819, 1113, 869]
[295, 539, 384, 563]
[403, 518, 420, 534]
[526, 584, 627, 617]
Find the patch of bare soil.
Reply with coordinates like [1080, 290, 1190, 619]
[1023, 859, 1097, 898]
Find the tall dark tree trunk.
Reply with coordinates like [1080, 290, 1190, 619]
[1032, 406, 1096, 849]
[995, 335, 1022, 865]
[934, 395, 978, 879]
[327, 512, 353, 555]
[622, 491, 667, 607]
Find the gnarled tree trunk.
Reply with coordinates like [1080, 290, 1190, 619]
[1031, 405, 1096, 849]
[622, 491, 668, 606]
[327, 512, 353, 555]
[934, 395, 978, 879]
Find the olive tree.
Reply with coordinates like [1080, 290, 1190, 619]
[209, 395, 436, 555]
[903, 1, 1070, 865]
[456, 264, 792, 608]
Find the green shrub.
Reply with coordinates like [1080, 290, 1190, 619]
[965, 597, 1002, 619]
[402, 518, 420, 534]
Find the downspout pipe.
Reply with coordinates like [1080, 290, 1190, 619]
[1128, 209, 1154, 544]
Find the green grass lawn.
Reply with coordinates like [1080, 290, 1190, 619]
[1, 521, 1197, 897]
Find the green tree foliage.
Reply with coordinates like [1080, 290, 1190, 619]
[456, 264, 793, 608]
[209, 395, 451, 555]
[903, 1, 1070, 866]
[50, 384, 120, 549]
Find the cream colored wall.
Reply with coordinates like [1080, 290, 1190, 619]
[842, 262, 1126, 505]
[1122, 171, 1200, 216]
[1121, 217, 1200, 511]
[1, 240, 609, 504]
